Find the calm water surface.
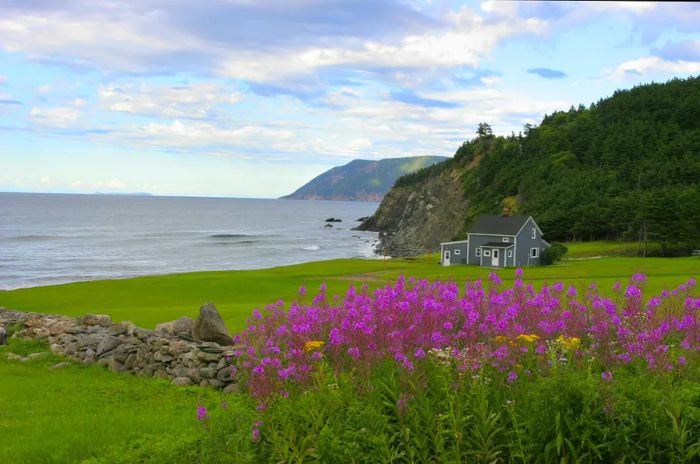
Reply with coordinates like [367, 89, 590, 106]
[0, 193, 378, 289]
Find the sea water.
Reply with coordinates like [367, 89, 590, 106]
[0, 193, 379, 289]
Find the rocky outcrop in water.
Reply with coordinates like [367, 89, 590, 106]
[0, 308, 239, 391]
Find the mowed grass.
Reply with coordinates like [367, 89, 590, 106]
[0, 339, 238, 464]
[1, 246, 698, 333]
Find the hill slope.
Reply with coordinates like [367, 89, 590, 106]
[359, 76, 700, 256]
[281, 156, 447, 202]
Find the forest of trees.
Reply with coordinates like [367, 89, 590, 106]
[395, 76, 700, 255]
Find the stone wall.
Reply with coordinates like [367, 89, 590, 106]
[0, 306, 240, 393]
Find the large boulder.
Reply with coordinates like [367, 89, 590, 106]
[192, 303, 232, 346]
[0, 327, 6, 345]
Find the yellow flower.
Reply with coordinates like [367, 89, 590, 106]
[516, 334, 540, 343]
[303, 340, 325, 353]
[555, 335, 581, 351]
[494, 335, 509, 345]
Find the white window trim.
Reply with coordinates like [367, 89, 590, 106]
[531, 228, 536, 239]
[454, 249, 461, 255]
[502, 237, 509, 242]
[507, 250, 513, 258]
[530, 247, 539, 258]
[475, 248, 481, 257]
[483, 250, 491, 257]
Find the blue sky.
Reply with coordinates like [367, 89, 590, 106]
[1, 1, 699, 198]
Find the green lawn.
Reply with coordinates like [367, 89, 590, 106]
[1, 251, 698, 333]
[0, 338, 242, 464]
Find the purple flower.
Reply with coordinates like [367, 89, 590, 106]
[196, 405, 208, 422]
[414, 348, 426, 359]
[601, 371, 613, 382]
[298, 286, 307, 297]
[507, 371, 518, 383]
[252, 428, 261, 442]
[515, 268, 523, 278]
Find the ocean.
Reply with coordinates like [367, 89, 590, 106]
[0, 193, 379, 290]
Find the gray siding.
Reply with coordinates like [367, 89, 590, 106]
[514, 217, 544, 266]
[467, 233, 515, 268]
[440, 241, 469, 266]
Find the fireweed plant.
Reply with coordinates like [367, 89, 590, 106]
[232, 270, 698, 401]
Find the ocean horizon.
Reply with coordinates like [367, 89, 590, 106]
[0, 192, 379, 290]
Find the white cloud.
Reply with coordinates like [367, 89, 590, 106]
[0, 74, 7, 85]
[28, 106, 81, 127]
[99, 82, 242, 118]
[610, 56, 700, 80]
[220, 7, 547, 81]
[36, 84, 51, 93]
[585, 1, 657, 14]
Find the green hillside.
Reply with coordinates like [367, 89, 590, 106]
[281, 156, 447, 201]
[378, 76, 700, 256]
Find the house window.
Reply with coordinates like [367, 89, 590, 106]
[476, 248, 481, 257]
[502, 237, 509, 243]
[507, 250, 513, 258]
[531, 228, 536, 239]
[454, 249, 461, 255]
[483, 250, 491, 257]
[530, 247, 539, 258]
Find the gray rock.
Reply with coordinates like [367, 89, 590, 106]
[168, 340, 190, 356]
[81, 314, 112, 327]
[171, 377, 193, 386]
[223, 383, 242, 394]
[50, 362, 72, 370]
[153, 351, 174, 363]
[108, 322, 128, 336]
[96, 336, 122, 357]
[156, 316, 194, 335]
[216, 366, 234, 382]
[0, 326, 7, 345]
[5, 352, 23, 362]
[192, 303, 232, 346]
[27, 352, 50, 361]
[207, 379, 224, 389]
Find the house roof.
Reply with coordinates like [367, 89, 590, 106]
[480, 242, 515, 248]
[467, 215, 531, 236]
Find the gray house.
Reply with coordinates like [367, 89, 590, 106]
[440, 215, 549, 268]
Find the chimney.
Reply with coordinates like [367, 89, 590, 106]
[501, 207, 511, 217]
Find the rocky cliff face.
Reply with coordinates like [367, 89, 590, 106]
[358, 162, 470, 256]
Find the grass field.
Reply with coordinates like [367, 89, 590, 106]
[1, 250, 698, 332]
[1, 246, 699, 462]
[0, 338, 245, 464]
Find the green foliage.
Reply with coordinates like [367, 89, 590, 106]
[540, 242, 568, 265]
[237, 357, 700, 463]
[395, 76, 700, 254]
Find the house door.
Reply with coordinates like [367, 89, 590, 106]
[491, 249, 499, 267]
[443, 250, 451, 266]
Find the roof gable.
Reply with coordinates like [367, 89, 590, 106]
[467, 215, 531, 236]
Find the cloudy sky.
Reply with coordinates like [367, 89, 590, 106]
[1, 1, 699, 198]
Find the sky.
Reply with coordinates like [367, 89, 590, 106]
[1, 1, 699, 198]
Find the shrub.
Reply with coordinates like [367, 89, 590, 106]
[540, 242, 568, 265]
